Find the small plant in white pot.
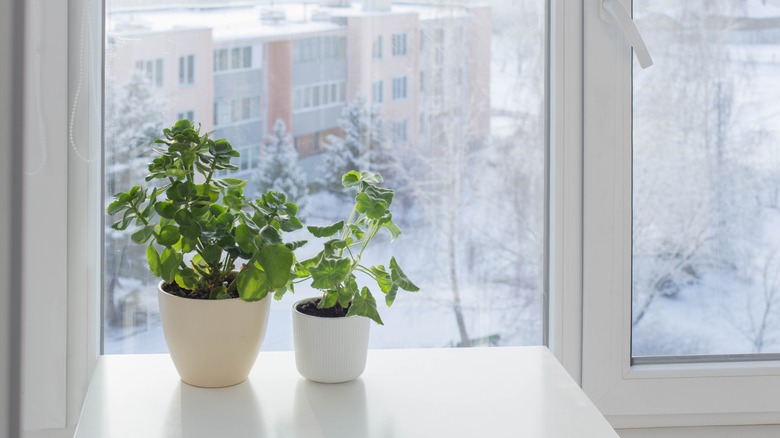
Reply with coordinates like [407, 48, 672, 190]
[107, 120, 304, 388]
[293, 170, 419, 383]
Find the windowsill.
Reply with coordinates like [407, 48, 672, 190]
[73, 347, 617, 437]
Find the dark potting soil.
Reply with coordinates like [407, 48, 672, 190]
[161, 272, 239, 300]
[297, 299, 350, 318]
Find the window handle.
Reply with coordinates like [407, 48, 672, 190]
[601, 0, 653, 69]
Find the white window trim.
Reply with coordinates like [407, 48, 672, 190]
[19, 0, 101, 436]
[27, 0, 780, 435]
[580, 0, 780, 430]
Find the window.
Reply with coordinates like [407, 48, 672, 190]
[372, 80, 383, 103]
[135, 58, 163, 87]
[294, 36, 345, 63]
[104, 1, 546, 359]
[215, 46, 252, 72]
[392, 33, 407, 56]
[214, 48, 228, 71]
[177, 110, 194, 122]
[392, 119, 408, 143]
[293, 82, 346, 113]
[372, 35, 383, 59]
[179, 54, 194, 85]
[581, 0, 780, 429]
[392, 76, 407, 100]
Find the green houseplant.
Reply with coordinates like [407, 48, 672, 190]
[292, 170, 419, 383]
[107, 119, 303, 387]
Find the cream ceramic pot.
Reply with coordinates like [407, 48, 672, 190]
[158, 282, 271, 388]
[292, 297, 371, 383]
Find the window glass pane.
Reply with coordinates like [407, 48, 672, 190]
[104, 0, 546, 353]
[632, 0, 780, 357]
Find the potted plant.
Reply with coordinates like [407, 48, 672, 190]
[107, 119, 304, 388]
[292, 170, 419, 383]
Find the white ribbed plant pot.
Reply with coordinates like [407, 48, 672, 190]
[158, 282, 271, 388]
[292, 297, 370, 383]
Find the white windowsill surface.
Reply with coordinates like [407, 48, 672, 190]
[74, 347, 618, 438]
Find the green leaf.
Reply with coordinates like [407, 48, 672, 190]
[385, 284, 399, 307]
[355, 192, 387, 220]
[347, 287, 383, 325]
[157, 225, 181, 246]
[294, 254, 321, 278]
[307, 221, 344, 238]
[273, 286, 288, 301]
[131, 225, 156, 244]
[107, 199, 126, 216]
[235, 223, 257, 253]
[259, 225, 282, 245]
[154, 201, 177, 219]
[309, 258, 351, 289]
[201, 244, 221, 264]
[342, 170, 361, 188]
[285, 240, 308, 251]
[165, 168, 187, 179]
[382, 219, 402, 240]
[341, 276, 358, 308]
[159, 248, 181, 284]
[364, 185, 394, 206]
[179, 223, 201, 241]
[360, 171, 383, 184]
[147, 244, 161, 277]
[223, 194, 243, 210]
[280, 216, 303, 232]
[257, 244, 293, 290]
[321, 290, 339, 308]
[349, 224, 365, 240]
[236, 263, 268, 301]
[370, 265, 393, 294]
[175, 267, 197, 291]
[221, 177, 247, 188]
[209, 286, 230, 300]
[390, 257, 419, 292]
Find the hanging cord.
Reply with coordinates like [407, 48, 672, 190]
[68, 0, 96, 164]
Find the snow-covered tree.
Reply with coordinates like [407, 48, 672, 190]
[104, 71, 164, 329]
[105, 71, 163, 196]
[319, 94, 387, 193]
[254, 118, 309, 215]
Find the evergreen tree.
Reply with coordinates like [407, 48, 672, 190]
[105, 71, 163, 195]
[319, 94, 388, 192]
[254, 118, 309, 215]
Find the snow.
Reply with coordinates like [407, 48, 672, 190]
[104, 1, 780, 359]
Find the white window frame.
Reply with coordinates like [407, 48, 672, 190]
[580, 0, 780, 431]
[27, 0, 780, 436]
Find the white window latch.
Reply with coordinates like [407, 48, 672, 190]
[601, 0, 653, 69]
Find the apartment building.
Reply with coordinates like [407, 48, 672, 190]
[106, 1, 491, 180]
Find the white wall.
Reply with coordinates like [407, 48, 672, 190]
[1, 0, 24, 436]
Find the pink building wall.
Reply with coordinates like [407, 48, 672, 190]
[106, 27, 214, 130]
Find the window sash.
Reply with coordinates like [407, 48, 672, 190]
[580, 0, 780, 429]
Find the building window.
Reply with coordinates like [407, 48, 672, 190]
[293, 81, 347, 113]
[177, 110, 194, 122]
[215, 46, 252, 72]
[372, 35, 383, 59]
[294, 36, 346, 63]
[135, 58, 163, 87]
[372, 80, 384, 103]
[179, 54, 194, 85]
[392, 119, 408, 143]
[392, 76, 408, 100]
[392, 33, 407, 56]
[214, 49, 228, 72]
